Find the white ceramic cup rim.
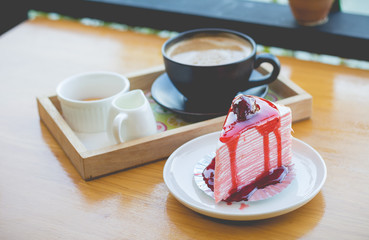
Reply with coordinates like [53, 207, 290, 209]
[56, 71, 130, 105]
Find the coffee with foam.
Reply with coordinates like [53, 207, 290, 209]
[166, 34, 253, 66]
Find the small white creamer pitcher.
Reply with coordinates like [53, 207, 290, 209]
[107, 89, 157, 144]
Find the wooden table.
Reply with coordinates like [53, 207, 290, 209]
[1, 17, 368, 239]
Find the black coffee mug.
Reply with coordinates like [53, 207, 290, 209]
[162, 28, 280, 113]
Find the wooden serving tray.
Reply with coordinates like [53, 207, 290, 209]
[37, 65, 312, 180]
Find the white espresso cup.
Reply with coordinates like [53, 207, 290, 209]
[107, 89, 157, 144]
[56, 71, 130, 133]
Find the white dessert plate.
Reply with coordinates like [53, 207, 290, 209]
[163, 132, 327, 221]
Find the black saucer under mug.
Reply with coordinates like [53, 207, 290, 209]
[151, 71, 269, 121]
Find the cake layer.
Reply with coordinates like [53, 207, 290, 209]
[214, 96, 292, 203]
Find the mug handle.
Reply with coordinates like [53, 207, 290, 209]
[248, 53, 280, 88]
[112, 112, 128, 143]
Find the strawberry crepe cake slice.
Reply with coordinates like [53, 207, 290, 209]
[202, 95, 294, 203]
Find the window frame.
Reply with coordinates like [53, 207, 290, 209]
[8, 0, 369, 61]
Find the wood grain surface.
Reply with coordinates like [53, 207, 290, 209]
[1, 17, 369, 239]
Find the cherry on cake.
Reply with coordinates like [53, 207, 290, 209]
[202, 95, 294, 203]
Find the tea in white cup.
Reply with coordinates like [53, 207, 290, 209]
[56, 71, 130, 133]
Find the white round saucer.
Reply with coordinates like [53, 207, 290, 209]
[163, 132, 327, 221]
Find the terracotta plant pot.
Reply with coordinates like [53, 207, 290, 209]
[288, 0, 335, 26]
